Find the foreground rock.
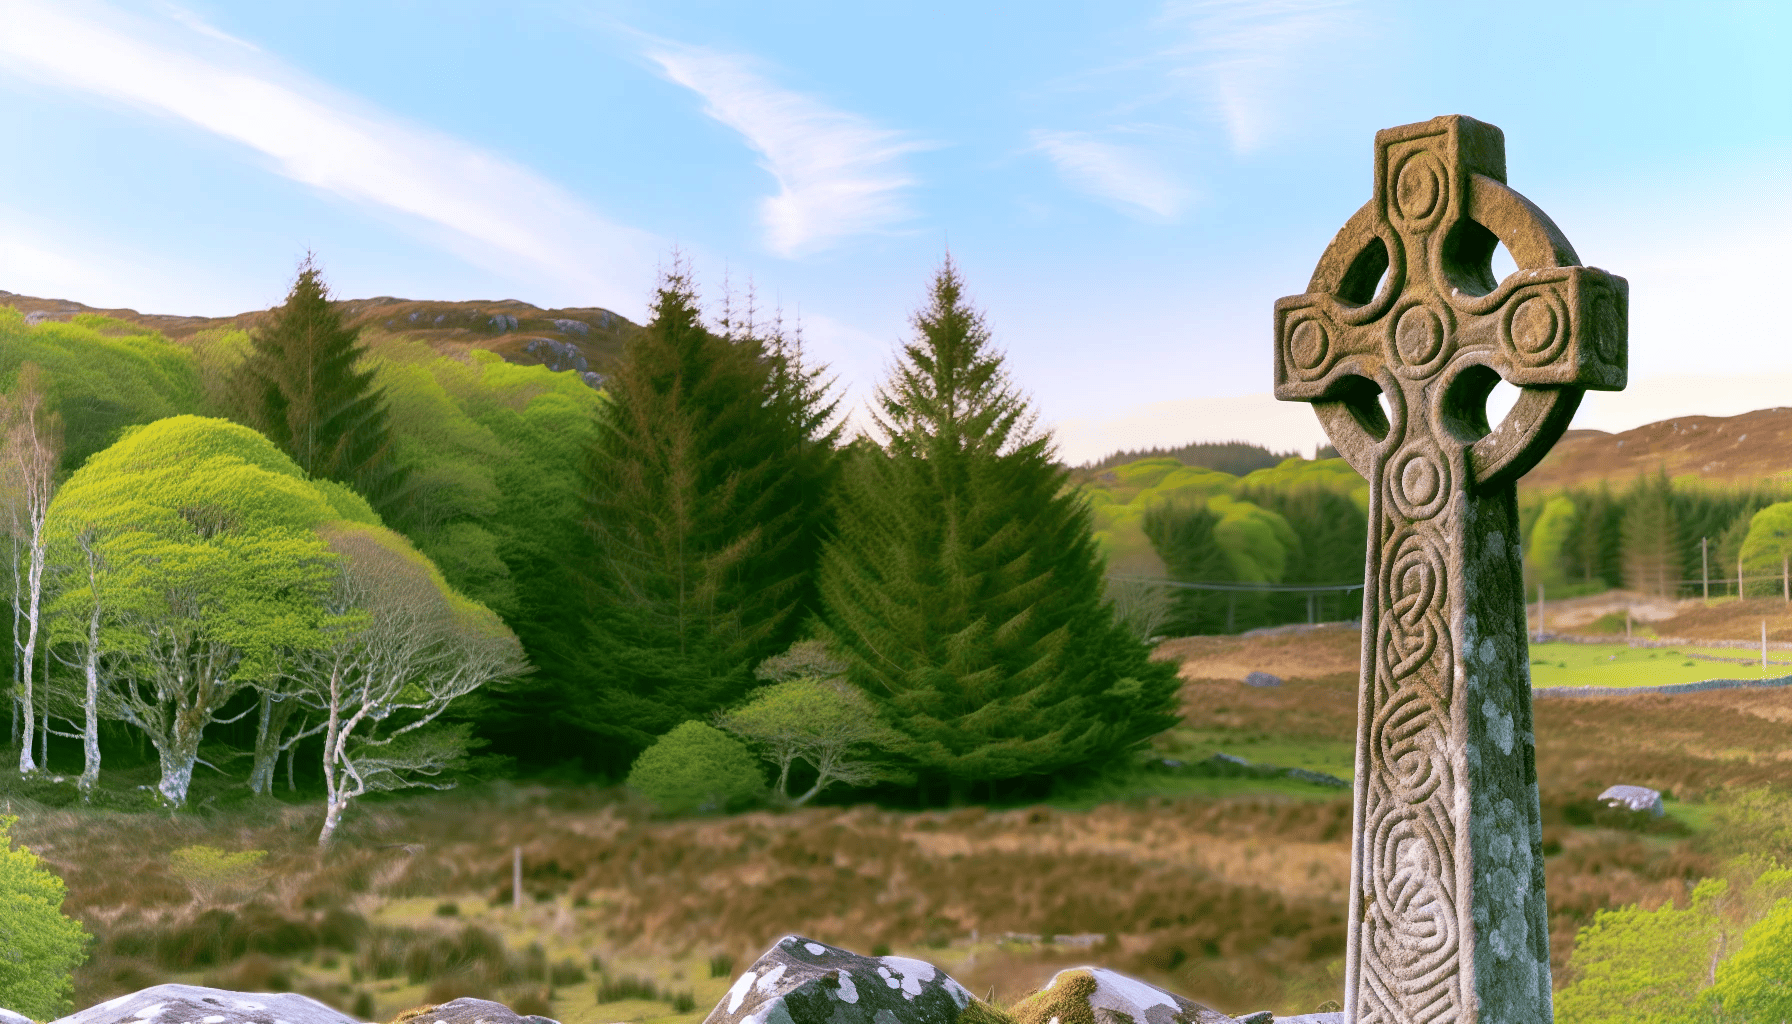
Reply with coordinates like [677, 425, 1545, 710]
[1005, 967, 1235, 1024]
[392, 997, 558, 1024]
[52, 985, 365, 1024]
[703, 938, 1276, 1024]
[703, 936, 974, 1024]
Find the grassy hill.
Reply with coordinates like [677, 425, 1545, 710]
[1524, 407, 1792, 489]
[0, 289, 639, 380]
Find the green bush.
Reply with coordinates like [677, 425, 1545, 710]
[626, 721, 765, 814]
[0, 815, 91, 1019]
[1713, 895, 1792, 1022]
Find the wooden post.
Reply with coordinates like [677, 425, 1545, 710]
[513, 845, 522, 910]
[1741, 553, 1746, 601]
[1703, 536, 1710, 601]
[1763, 620, 1768, 674]
[1625, 607, 1632, 641]
[1538, 583, 1546, 642]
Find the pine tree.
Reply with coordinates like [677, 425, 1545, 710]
[572, 265, 838, 775]
[236, 256, 403, 508]
[818, 258, 1178, 804]
[1143, 497, 1238, 634]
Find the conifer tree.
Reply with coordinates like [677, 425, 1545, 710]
[573, 264, 838, 774]
[818, 258, 1178, 804]
[236, 256, 404, 509]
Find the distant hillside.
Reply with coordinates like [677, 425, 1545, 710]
[0, 289, 639, 382]
[1523, 407, 1792, 490]
[1080, 439, 1298, 477]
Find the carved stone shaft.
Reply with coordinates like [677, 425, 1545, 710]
[1272, 115, 1627, 1024]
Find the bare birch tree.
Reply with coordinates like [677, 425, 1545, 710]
[1, 364, 63, 775]
[291, 525, 524, 844]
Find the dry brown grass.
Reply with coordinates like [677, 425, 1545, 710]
[13, 626, 1786, 1022]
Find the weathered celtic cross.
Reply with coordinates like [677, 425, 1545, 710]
[1273, 115, 1627, 1024]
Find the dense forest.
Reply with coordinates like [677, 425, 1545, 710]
[0, 257, 1178, 821]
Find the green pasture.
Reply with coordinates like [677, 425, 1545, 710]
[1525, 641, 1792, 689]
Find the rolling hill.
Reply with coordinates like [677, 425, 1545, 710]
[0, 288, 639, 382]
[1521, 406, 1792, 490]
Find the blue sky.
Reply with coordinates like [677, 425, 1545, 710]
[1, 0, 1788, 463]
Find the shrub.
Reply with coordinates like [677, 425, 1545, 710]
[169, 846, 269, 902]
[1712, 895, 1792, 1023]
[671, 991, 696, 1012]
[597, 975, 658, 1003]
[509, 991, 553, 1017]
[707, 954, 734, 978]
[549, 959, 587, 986]
[0, 815, 91, 1019]
[625, 721, 765, 814]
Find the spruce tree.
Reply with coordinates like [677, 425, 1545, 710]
[236, 256, 403, 508]
[573, 265, 838, 774]
[818, 258, 1178, 803]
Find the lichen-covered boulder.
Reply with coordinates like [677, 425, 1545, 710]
[1270, 1015, 1341, 1023]
[1005, 968, 1233, 1024]
[51, 985, 363, 1024]
[702, 936, 973, 1024]
[392, 998, 558, 1024]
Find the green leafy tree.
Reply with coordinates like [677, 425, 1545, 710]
[288, 522, 526, 844]
[1525, 495, 1578, 590]
[235, 256, 405, 510]
[626, 720, 764, 814]
[818, 258, 1179, 803]
[1740, 501, 1792, 600]
[43, 415, 369, 805]
[0, 306, 202, 472]
[575, 266, 838, 774]
[1554, 878, 1725, 1024]
[1713, 894, 1792, 1021]
[716, 652, 903, 804]
[0, 815, 89, 1019]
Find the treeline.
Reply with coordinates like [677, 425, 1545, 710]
[1522, 470, 1792, 598]
[0, 256, 1177, 814]
[1080, 440, 1299, 476]
[1082, 453, 1792, 638]
[1085, 456, 1370, 635]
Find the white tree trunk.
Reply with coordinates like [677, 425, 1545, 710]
[78, 566, 103, 796]
[155, 712, 207, 806]
[16, 528, 44, 775]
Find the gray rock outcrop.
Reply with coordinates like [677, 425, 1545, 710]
[1004, 966, 1234, 1024]
[702, 936, 973, 1024]
[1243, 671, 1282, 687]
[394, 997, 558, 1024]
[51, 984, 364, 1024]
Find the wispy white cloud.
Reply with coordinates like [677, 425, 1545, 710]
[0, 0, 658, 310]
[645, 42, 928, 258]
[1156, 0, 1364, 153]
[1031, 130, 1193, 219]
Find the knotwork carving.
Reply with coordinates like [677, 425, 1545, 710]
[1272, 115, 1627, 1024]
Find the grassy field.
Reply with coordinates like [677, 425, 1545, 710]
[1527, 641, 1792, 688]
[4, 624, 1788, 1022]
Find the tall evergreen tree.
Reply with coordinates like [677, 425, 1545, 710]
[1142, 497, 1239, 634]
[572, 265, 838, 775]
[236, 256, 403, 509]
[819, 258, 1178, 804]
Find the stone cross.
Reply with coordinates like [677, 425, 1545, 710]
[1273, 115, 1627, 1024]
